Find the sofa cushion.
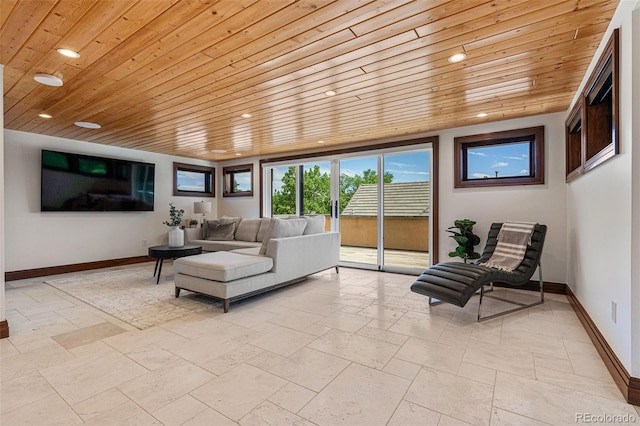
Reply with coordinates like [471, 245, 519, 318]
[205, 222, 236, 241]
[256, 218, 273, 242]
[174, 251, 273, 282]
[175, 271, 277, 299]
[302, 215, 325, 235]
[231, 247, 261, 256]
[203, 219, 220, 239]
[220, 216, 242, 237]
[235, 218, 261, 242]
[192, 239, 261, 252]
[259, 218, 307, 255]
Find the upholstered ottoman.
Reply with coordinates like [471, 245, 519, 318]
[173, 251, 276, 312]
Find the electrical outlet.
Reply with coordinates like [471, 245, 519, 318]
[142, 239, 147, 247]
[611, 301, 617, 324]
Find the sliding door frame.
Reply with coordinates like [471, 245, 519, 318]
[259, 136, 440, 265]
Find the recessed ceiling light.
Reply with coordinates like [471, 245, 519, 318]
[34, 73, 63, 87]
[241, 113, 252, 118]
[476, 112, 489, 118]
[38, 113, 53, 119]
[211, 149, 227, 153]
[235, 153, 242, 156]
[74, 121, 101, 129]
[448, 53, 467, 63]
[318, 140, 325, 144]
[56, 48, 80, 58]
[325, 90, 336, 96]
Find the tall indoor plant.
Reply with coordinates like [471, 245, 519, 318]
[446, 219, 481, 263]
[164, 203, 185, 247]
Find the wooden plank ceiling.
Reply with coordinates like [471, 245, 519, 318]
[2, 0, 618, 161]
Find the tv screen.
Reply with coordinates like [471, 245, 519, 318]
[41, 149, 155, 212]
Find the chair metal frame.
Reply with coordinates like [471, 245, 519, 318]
[476, 262, 544, 321]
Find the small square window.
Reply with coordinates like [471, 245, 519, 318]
[173, 162, 214, 197]
[223, 164, 253, 197]
[454, 126, 544, 188]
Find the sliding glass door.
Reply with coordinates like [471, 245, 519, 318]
[270, 161, 331, 219]
[264, 145, 432, 274]
[338, 156, 379, 267]
[382, 151, 430, 271]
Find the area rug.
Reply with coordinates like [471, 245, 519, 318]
[45, 263, 215, 329]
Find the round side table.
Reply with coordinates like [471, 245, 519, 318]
[147, 244, 202, 284]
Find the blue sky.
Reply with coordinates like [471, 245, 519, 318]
[340, 151, 430, 183]
[176, 170, 206, 191]
[467, 142, 530, 179]
[272, 151, 430, 191]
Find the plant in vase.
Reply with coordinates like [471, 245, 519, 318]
[189, 219, 199, 228]
[164, 203, 185, 247]
[446, 218, 481, 263]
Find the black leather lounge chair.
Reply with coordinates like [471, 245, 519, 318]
[410, 223, 547, 321]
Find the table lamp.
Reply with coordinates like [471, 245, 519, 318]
[193, 201, 211, 226]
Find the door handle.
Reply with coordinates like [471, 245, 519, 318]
[334, 200, 339, 218]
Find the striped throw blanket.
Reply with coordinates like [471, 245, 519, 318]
[484, 222, 536, 272]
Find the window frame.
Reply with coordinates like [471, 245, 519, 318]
[454, 126, 545, 188]
[222, 164, 254, 197]
[582, 28, 619, 174]
[172, 162, 215, 197]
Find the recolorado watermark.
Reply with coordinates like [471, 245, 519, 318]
[576, 413, 637, 423]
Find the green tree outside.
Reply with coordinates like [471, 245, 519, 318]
[271, 165, 393, 215]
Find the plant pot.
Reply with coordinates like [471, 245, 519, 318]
[168, 226, 184, 247]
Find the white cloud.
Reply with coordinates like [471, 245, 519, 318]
[339, 168, 358, 177]
[505, 156, 525, 160]
[520, 168, 529, 174]
[472, 173, 490, 178]
[386, 161, 413, 168]
[491, 161, 509, 168]
[469, 151, 487, 157]
[317, 167, 331, 176]
[387, 169, 430, 176]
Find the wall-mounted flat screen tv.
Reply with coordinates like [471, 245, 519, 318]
[41, 149, 155, 212]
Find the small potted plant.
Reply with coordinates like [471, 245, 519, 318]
[189, 219, 199, 228]
[446, 219, 481, 263]
[164, 203, 185, 247]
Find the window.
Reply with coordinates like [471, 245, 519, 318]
[223, 164, 253, 197]
[565, 29, 619, 182]
[454, 126, 544, 188]
[173, 162, 214, 197]
[565, 103, 583, 180]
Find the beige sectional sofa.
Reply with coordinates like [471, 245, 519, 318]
[183, 216, 268, 251]
[175, 216, 339, 312]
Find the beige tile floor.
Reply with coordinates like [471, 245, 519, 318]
[2, 264, 639, 425]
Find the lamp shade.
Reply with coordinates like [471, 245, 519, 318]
[194, 201, 211, 214]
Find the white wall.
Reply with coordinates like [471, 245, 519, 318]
[566, 0, 639, 374]
[3, 130, 217, 272]
[439, 113, 567, 284]
[218, 112, 568, 284]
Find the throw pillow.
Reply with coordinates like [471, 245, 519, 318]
[256, 218, 273, 242]
[259, 218, 307, 255]
[203, 219, 221, 239]
[220, 216, 242, 237]
[302, 215, 325, 235]
[235, 218, 261, 242]
[205, 222, 236, 241]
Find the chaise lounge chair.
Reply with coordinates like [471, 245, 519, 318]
[410, 222, 547, 321]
